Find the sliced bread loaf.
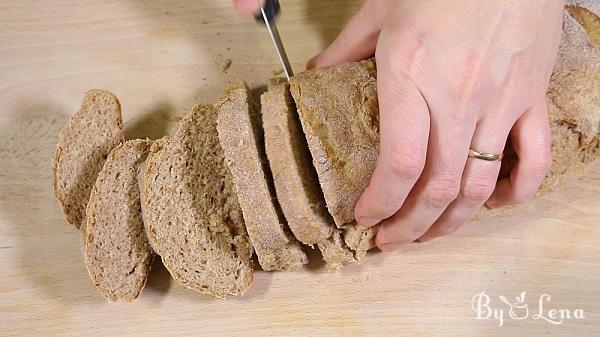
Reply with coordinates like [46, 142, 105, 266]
[216, 81, 307, 271]
[261, 78, 333, 245]
[84, 139, 153, 302]
[142, 104, 254, 298]
[54, 89, 124, 229]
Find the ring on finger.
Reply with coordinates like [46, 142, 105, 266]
[468, 148, 504, 162]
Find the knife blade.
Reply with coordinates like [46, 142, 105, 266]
[255, 0, 294, 81]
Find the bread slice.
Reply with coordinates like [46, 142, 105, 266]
[261, 78, 334, 245]
[84, 139, 153, 302]
[216, 81, 307, 271]
[142, 104, 254, 298]
[290, 60, 378, 259]
[54, 89, 124, 229]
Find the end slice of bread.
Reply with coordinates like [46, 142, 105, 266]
[216, 81, 307, 271]
[142, 104, 254, 298]
[54, 89, 124, 229]
[84, 139, 153, 302]
[261, 78, 334, 245]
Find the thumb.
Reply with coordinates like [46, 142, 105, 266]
[233, 0, 265, 15]
[308, 0, 384, 69]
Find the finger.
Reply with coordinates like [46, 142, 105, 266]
[233, 0, 264, 15]
[486, 100, 552, 206]
[308, 0, 385, 69]
[419, 117, 510, 242]
[374, 108, 475, 251]
[353, 37, 430, 228]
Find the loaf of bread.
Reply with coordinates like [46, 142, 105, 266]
[216, 81, 307, 271]
[142, 104, 254, 298]
[84, 139, 153, 302]
[543, 2, 600, 190]
[289, 3, 599, 251]
[54, 90, 124, 229]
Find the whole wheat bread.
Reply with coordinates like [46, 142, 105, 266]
[84, 139, 153, 302]
[261, 78, 334, 245]
[290, 60, 379, 260]
[316, 230, 355, 271]
[262, 78, 365, 270]
[142, 104, 254, 298]
[542, 2, 600, 190]
[216, 81, 307, 271]
[54, 89, 124, 229]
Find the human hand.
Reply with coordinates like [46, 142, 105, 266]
[309, 0, 564, 250]
[232, 0, 264, 15]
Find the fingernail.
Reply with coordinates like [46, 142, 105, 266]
[379, 242, 403, 252]
[306, 55, 319, 70]
[417, 235, 434, 242]
[357, 216, 381, 228]
[484, 200, 499, 209]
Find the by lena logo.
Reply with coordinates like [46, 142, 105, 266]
[471, 291, 585, 327]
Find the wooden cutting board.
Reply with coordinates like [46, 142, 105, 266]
[0, 1, 598, 336]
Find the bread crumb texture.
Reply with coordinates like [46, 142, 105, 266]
[142, 104, 254, 298]
[54, 89, 124, 229]
[84, 139, 154, 302]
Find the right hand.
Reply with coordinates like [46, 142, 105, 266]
[232, 0, 264, 15]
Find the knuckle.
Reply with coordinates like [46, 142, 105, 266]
[386, 147, 425, 181]
[450, 48, 487, 107]
[378, 25, 427, 74]
[368, 202, 399, 221]
[424, 174, 460, 208]
[461, 175, 496, 204]
[399, 226, 430, 244]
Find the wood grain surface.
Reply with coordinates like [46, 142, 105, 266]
[0, 1, 599, 336]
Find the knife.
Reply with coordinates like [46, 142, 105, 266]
[255, 0, 294, 81]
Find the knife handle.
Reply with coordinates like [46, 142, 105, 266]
[254, 0, 280, 24]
